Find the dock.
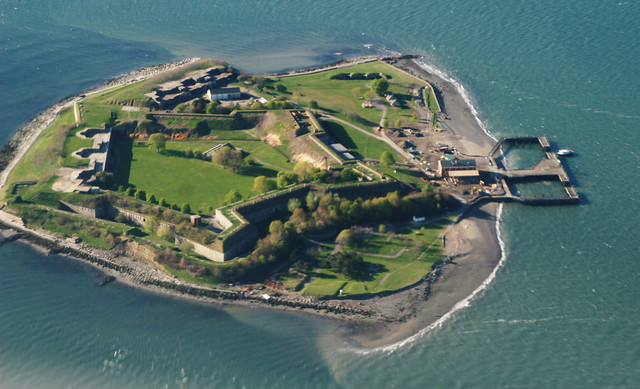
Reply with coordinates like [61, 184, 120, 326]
[481, 136, 579, 205]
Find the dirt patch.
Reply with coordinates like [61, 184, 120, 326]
[291, 152, 324, 168]
[262, 133, 282, 146]
[121, 106, 141, 112]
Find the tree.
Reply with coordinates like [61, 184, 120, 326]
[148, 133, 166, 152]
[293, 161, 314, 181]
[380, 151, 396, 166]
[181, 203, 192, 214]
[159, 198, 169, 207]
[340, 168, 358, 182]
[275, 83, 287, 93]
[276, 171, 298, 188]
[148, 194, 157, 204]
[326, 251, 367, 279]
[379, 224, 387, 233]
[224, 189, 242, 205]
[336, 229, 355, 247]
[135, 189, 146, 201]
[157, 224, 174, 242]
[212, 147, 244, 173]
[206, 100, 220, 114]
[95, 171, 115, 189]
[309, 100, 319, 109]
[395, 119, 402, 128]
[253, 176, 276, 194]
[268, 220, 285, 241]
[126, 187, 136, 196]
[370, 78, 389, 96]
[306, 191, 321, 211]
[287, 198, 302, 213]
[145, 216, 160, 234]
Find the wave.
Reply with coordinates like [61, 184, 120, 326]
[345, 203, 507, 355]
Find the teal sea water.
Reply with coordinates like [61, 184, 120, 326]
[1, 1, 639, 387]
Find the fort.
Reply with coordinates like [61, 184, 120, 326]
[0, 55, 580, 305]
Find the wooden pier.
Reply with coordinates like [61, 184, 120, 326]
[481, 136, 579, 206]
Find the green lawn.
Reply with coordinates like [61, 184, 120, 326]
[128, 144, 279, 212]
[167, 140, 293, 169]
[301, 218, 451, 297]
[61, 127, 92, 167]
[321, 119, 401, 161]
[376, 165, 429, 189]
[2, 107, 77, 200]
[276, 61, 424, 131]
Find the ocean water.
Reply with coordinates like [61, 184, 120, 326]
[1, 1, 639, 387]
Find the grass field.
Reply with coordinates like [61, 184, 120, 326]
[321, 119, 401, 161]
[127, 144, 280, 212]
[301, 218, 451, 297]
[167, 140, 293, 169]
[61, 127, 92, 167]
[2, 107, 78, 201]
[275, 61, 425, 130]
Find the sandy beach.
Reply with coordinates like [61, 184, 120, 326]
[0, 55, 504, 349]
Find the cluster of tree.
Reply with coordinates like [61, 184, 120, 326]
[119, 187, 193, 215]
[252, 162, 361, 195]
[322, 251, 368, 280]
[205, 100, 234, 115]
[288, 190, 457, 235]
[285, 231, 369, 280]
[154, 248, 211, 278]
[221, 220, 301, 283]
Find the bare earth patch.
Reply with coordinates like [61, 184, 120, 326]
[291, 152, 324, 168]
[262, 133, 282, 146]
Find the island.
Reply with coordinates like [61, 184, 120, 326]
[0, 55, 578, 347]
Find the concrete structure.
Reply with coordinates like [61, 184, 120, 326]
[480, 136, 580, 205]
[144, 66, 233, 108]
[206, 87, 241, 101]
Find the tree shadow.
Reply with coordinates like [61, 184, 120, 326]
[242, 165, 278, 178]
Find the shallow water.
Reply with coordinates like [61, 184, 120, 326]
[1, 0, 640, 387]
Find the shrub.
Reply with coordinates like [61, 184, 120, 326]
[157, 224, 174, 242]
